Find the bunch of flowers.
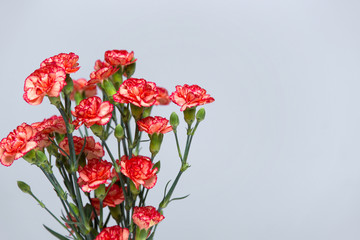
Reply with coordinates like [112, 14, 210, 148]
[1, 50, 214, 240]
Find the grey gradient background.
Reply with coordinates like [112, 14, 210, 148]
[1, 0, 360, 239]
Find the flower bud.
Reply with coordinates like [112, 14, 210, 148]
[183, 107, 196, 126]
[102, 79, 117, 97]
[17, 181, 32, 194]
[35, 150, 48, 165]
[142, 106, 152, 118]
[114, 124, 125, 140]
[130, 104, 143, 121]
[95, 184, 106, 200]
[196, 108, 206, 122]
[109, 205, 122, 224]
[149, 133, 164, 157]
[74, 91, 83, 105]
[122, 107, 131, 123]
[124, 62, 136, 78]
[129, 180, 140, 196]
[63, 75, 74, 95]
[170, 112, 179, 130]
[112, 70, 123, 90]
[90, 124, 103, 139]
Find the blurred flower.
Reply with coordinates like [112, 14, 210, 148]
[71, 96, 113, 129]
[0, 123, 37, 166]
[118, 155, 157, 190]
[23, 65, 66, 105]
[113, 78, 158, 107]
[132, 206, 164, 230]
[41, 52, 80, 74]
[95, 226, 129, 240]
[70, 78, 97, 100]
[137, 116, 172, 135]
[104, 50, 136, 66]
[78, 158, 112, 192]
[154, 87, 171, 105]
[170, 84, 215, 111]
[59, 136, 105, 160]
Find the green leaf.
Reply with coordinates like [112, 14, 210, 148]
[43, 225, 70, 240]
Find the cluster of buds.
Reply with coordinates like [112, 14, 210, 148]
[0, 50, 214, 240]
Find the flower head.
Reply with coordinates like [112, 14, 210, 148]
[132, 206, 165, 230]
[78, 158, 112, 192]
[170, 84, 215, 111]
[71, 96, 113, 129]
[95, 226, 129, 240]
[70, 78, 97, 101]
[23, 65, 66, 105]
[113, 78, 158, 107]
[118, 155, 157, 189]
[59, 136, 104, 160]
[40, 52, 80, 74]
[31, 115, 66, 149]
[91, 184, 125, 212]
[0, 123, 38, 166]
[137, 116, 172, 135]
[104, 50, 136, 66]
[154, 87, 171, 105]
[89, 66, 119, 85]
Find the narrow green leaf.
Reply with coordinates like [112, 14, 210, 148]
[43, 225, 69, 240]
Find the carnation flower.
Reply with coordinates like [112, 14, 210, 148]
[104, 50, 136, 66]
[40, 52, 80, 74]
[0, 123, 38, 166]
[91, 184, 125, 212]
[113, 78, 158, 107]
[170, 84, 215, 111]
[31, 115, 66, 149]
[88, 66, 119, 85]
[77, 158, 112, 192]
[59, 136, 104, 160]
[23, 65, 67, 105]
[137, 116, 172, 135]
[154, 87, 171, 105]
[70, 78, 97, 101]
[71, 96, 113, 129]
[132, 206, 165, 230]
[118, 155, 158, 190]
[95, 226, 129, 240]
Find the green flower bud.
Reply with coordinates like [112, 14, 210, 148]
[74, 91, 83, 105]
[142, 106, 152, 118]
[95, 184, 106, 200]
[102, 79, 117, 97]
[122, 107, 131, 123]
[149, 133, 164, 157]
[17, 181, 32, 194]
[112, 71, 123, 90]
[109, 205, 122, 224]
[63, 75, 74, 95]
[183, 107, 196, 126]
[35, 151, 48, 165]
[129, 180, 140, 196]
[196, 108, 206, 122]
[114, 124, 125, 140]
[130, 104, 143, 121]
[170, 112, 179, 131]
[124, 62, 136, 78]
[90, 124, 103, 139]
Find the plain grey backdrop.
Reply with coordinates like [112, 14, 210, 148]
[1, 0, 360, 239]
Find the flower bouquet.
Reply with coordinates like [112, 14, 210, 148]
[0, 50, 214, 240]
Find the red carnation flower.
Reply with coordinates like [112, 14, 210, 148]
[104, 50, 136, 66]
[170, 84, 215, 111]
[41, 52, 80, 74]
[118, 155, 158, 190]
[77, 158, 112, 192]
[88, 66, 119, 85]
[70, 78, 97, 101]
[0, 123, 38, 166]
[31, 115, 66, 150]
[23, 65, 66, 105]
[71, 96, 113, 129]
[137, 116, 172, 135]
[132, 206, 165, 230]
[113, 78, 158, 107]
[59, 136, 105, 160]
[91, 184, 125, 213]
[154, 87, 171, 105]
[95, 226, 129, 240]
